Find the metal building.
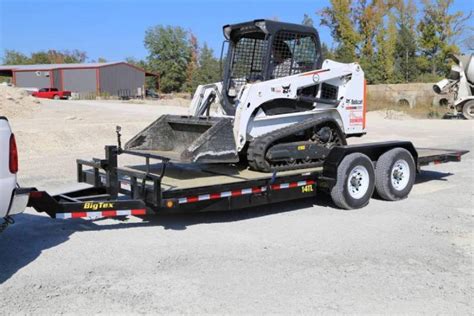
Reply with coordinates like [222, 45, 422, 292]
[0, 62, 158, 98]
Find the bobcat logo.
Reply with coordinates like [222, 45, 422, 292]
[282, 84, 291, 94]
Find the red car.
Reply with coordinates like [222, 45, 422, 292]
[32, 88, 71, 100]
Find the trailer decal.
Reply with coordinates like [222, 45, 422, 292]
[56, 208, 146, 219]
[173, 180, 315, 205]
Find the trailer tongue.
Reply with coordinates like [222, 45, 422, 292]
[26, 142, 468, 220]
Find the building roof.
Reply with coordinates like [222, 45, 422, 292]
[0, 62, 158, 76]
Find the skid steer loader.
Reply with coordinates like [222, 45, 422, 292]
[125, 20, 367, 172]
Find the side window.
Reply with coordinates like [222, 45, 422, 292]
[51, 88, 58, 92]
[39, 88, 48, 92]
[271, 32, 319, 79]
[228, 36, 268, 95]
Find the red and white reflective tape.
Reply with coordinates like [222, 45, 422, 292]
[56, 209, 146, 219]
[175, 180, 315, 205]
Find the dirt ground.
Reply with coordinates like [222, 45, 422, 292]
[0, 98, 472, 314]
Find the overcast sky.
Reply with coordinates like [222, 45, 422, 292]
[1, 0, 472, 62]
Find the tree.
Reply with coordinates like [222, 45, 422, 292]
[189, 43, 221, 92]
[144, 25, 191, 93]
[320, 0, 361, 62]
[357, 0, 389, 83]
[373, 12, 398, 83]
[417, 0, 466, 77]
[1, 50, 30, 65]
[2, 49, 87, 65]
[393, 0, 419, 82]
[321, 42, 335, 60]
[184, 33, 199, 92]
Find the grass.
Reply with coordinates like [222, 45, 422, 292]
[366, 94, 445, 119]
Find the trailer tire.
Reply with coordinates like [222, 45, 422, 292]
[330, 153, 375, 210]
[375, 148, 415, 201]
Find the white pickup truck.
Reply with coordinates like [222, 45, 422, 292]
[0, 116, 30, 231]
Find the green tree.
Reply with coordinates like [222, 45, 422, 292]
[357, 0, 389, 83]
[1, 50, 31, 64]
[417, 0, 466, 77]
[320, 0, 361, 62]
[184, 33, 199, 92]
[393, 0, 419, 82]
[144, 25, 191, 93]
[321, 42, 335, 60]
[189, 43, 221, 92]
[373, 12, 398, 83]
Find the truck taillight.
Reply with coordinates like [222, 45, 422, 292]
[9, 134, 18, 174]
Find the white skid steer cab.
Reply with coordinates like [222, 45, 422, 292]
[126, 20, 367, 172]
[433, 53, 474, 120]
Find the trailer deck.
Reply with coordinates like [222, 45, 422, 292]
[26, 142, 468, 220]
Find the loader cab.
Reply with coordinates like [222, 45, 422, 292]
[222, 20, 323, 102]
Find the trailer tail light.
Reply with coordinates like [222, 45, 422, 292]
[9, 134, 18, 174]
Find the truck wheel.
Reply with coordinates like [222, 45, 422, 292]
[330, 153, 375, 210]
[375, 148, 415, 201]
[462, 100, 474, 120]
[53, 95, 60, 100]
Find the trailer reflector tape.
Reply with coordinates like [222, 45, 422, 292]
[56, 209, 146, 219]
[199, 194, 210, 201]
[221, 191, 232, 198]
[173, 180, 315, 205]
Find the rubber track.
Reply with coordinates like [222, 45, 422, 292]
[247, 117, 346, 172]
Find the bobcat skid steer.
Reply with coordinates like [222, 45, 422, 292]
[125, 20, 367, 172]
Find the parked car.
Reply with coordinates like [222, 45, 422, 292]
[32, 88, 71, 100]
[0, 116, 30, 231]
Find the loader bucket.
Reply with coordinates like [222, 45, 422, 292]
[124, 115, 239, 163]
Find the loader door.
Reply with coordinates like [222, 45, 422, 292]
[226, 33, 269, 98]
[269, 31, 320, 79]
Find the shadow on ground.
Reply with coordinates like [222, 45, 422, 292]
[415, 170, 453, 184]
[0, 194, 333, 285]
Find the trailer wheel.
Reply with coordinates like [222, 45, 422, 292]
[330, 153, 375, 210]
[375, 148, 415, 201]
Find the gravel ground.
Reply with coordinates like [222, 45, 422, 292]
[0, 99, 472, 314]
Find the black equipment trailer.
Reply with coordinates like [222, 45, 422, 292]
[27, 141, 468, 220]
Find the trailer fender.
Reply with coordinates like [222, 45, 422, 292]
[321, 141, 418, 191]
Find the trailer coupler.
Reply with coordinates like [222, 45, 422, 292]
[27, 189, 149, 220]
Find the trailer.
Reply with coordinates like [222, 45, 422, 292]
[26, 140, 468, 220]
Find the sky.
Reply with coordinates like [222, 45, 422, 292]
[0, 0, 472, 63]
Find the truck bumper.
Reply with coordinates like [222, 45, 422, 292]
[7, 188, 31, 216]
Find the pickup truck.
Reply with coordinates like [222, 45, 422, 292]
[32, 88, 71, 100]
[0, 117, 30, 232]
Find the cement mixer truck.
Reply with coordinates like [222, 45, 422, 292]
[433, 54, 474, 119]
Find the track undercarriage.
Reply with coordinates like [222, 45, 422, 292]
[247, 119, 346, 172]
